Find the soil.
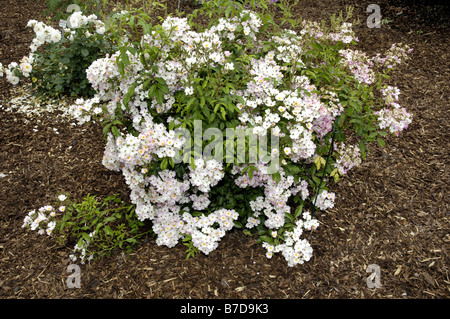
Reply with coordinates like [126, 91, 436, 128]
[0, 0, 449, 300]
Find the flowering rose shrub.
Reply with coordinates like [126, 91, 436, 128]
[0, 11, 115, 98]
[14, 0, 414, 267]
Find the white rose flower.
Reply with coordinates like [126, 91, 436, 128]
[68, 12, 82, 28]
[20, 62, 32, 75]
[7, 75, 20, 85]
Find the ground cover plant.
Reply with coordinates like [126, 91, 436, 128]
[0, 0, 450, 300]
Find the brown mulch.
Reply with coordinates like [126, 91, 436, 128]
[0, 0, 449, 300]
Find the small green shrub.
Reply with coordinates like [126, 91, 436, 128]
[22, 193, 152, 263]
[28, 13, 116, 98]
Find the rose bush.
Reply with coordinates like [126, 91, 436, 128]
[0, 11, 115, 98]
[9, 0, 413, 266]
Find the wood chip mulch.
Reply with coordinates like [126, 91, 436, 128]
[0, 0, 448, 299]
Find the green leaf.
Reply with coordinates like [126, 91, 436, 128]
[155, 89, 164, 105]
[220, 106, 226, 120]
[81, 232, 90, 242]
[104, 225, 114, 236]
[102, 123, 112, 136]
[294, 204, 303, 218]
[187, 97, 196, 109]
[243, 229, 253, 236]
[376, 137, 385, 147]
[103, 216, 116, 223]
[260, 235, 272, 243]
[160, 158, 168, 170]
[359, 140, 366, 158]
[125, 238, 137, 244]
[202, 104, 210, 118]
[312, 175, 321, 185]
[233, 221, 243, 228]
[77, 237, 84, 249]
[155, 77, 166, 85]
[111, 126, 120, 137]
[148, 84, 156, 99]
[285, 213, 294, 222]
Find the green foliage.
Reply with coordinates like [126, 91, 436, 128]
[56, 194, 152, 262]
[30, 21, 116, 99]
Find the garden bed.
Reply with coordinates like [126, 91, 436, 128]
[0, 0, 448, 299]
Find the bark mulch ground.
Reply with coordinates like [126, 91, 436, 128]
[0, 0, 448, 300]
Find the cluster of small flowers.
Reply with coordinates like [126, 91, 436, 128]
[0, 55, 35, 85]
[70, 97, 102, 124]
[269, 30, 304, 67]
[0, 19, 61, 84]
[239, 163, 310, 231]
[372, 43, 413, 70]
[339, 49, 376, 84]
[1, 62, 19, 85]
[232, 163, 267, 189]
[334, 143, 362, 175]
[147, 169, 191, 208]
[300, 20, 327, 40]
[263, 211, 318, 266]
[314, 189, 335, 211]
[375, 107, 412, 136]
[299, 20, 357, 44]
[21, 207, 57, 235]
[66, 11, 106, 35]
[313, 113, 334, 139]
[151, 206, 185, 248]
[21, 194, 67, 235]
[102, 133, 122, 171]
[190, 194, 211, 211]
[380, 85, 401, 105]
[312, 90, 343, 138]
[77, 51, 147, 125]
[236, 57, 324, 162]
[152, 207, 238, 254]
[85, 53, 120, 100]
[188, 208, 239, 255]
[26, 19, 62, 52]
[211, 10, 262, 42]
[123, 119, 186, 164]
[327, 22, 358, 43]
[189, 158, 225, 193]
[100, 126, 189, 224]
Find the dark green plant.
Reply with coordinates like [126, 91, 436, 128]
[30, 18, 116, 99]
